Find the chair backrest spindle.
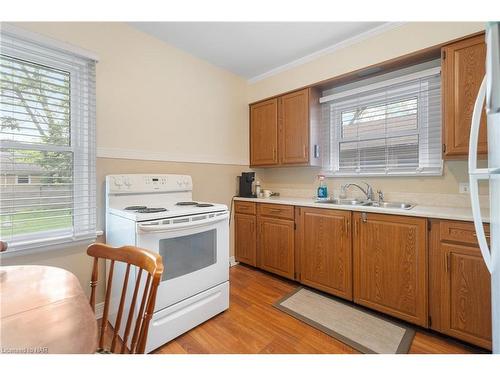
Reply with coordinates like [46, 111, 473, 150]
[130, 274, 151, 353]
[86, 244, 163, 354]
[110, 263, 131, 352]
[89, 257, 99, 311]
[121, 268, 143, 353]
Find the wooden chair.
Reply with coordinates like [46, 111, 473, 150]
[87, 243, 164, 354]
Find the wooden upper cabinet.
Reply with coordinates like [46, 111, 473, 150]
[280, 89, 310, 165]
[353, 212, 428, 327]
[297, 207, 352, 300]
[257, 216, 295, 279]
[234, 213, 257, 266]
[440, 242, 492, 349]
[250, 98, 278, 166]
[442, 34, 487, 157]
[249, 88, 321, 167]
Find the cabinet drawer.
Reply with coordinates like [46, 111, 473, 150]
[257, 203, 294, 220]
[440, 220, 490, 246]
[234, 201, 256, 215]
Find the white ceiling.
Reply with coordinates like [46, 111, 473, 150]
[129, 22, 388, 81]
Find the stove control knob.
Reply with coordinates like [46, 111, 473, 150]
[114, 177, 123, 186]
[124, 177, 131, 187]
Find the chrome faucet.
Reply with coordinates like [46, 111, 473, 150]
[377, 190, 384, 202]
[341, 182, 375, 201]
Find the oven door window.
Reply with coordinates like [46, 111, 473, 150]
[158, 229, 217, 281]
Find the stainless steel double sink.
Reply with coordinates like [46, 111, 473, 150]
[314, 198, 415, 210]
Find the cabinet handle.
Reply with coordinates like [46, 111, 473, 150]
[361, 212, 367, 223]
[303, 144, 307, 158]
[473, 232, 490, 238]
[270, 209, 282, 213]
[445, 253, 451, 273]
[354, 220, 359, 236]
[346, 218, 350, 235]
[273, 147, 277, 161]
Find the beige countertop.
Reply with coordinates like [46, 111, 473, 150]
[234, 196, 491, 223]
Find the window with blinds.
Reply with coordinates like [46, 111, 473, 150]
[320, 66, 442, 176]
[0, 29, 96, 253]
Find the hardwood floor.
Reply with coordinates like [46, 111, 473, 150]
[149, 264, 484, 354]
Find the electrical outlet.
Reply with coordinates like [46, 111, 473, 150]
[459, 182, 470, 194]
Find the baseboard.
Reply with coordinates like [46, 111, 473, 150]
[229, 256, 239, 267]
[95, 302, 104, 320]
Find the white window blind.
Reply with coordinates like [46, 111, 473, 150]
[321, 66, 443, 176]
[0, 29, 97, 253]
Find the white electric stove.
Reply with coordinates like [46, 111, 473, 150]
[105, 174, 229, 353]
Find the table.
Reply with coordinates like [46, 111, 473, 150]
[0, 265, 98, 354]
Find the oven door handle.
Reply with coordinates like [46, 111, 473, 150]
[137, 212, 229, 233]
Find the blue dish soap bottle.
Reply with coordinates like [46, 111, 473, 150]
[317, 175, 328, 200]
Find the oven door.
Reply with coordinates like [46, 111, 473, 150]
[136, 211, 229, 311]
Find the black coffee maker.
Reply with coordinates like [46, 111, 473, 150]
[238, 172, 256, 197]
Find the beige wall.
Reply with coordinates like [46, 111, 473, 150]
[12, 22, 249, 165]
[1, 22, 249, 302]
[248, 22, 485, 101]
[253, 160, 489, 208]
[248, 22, 488, 204]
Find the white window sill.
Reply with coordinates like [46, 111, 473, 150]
[0, 230, 104, 259]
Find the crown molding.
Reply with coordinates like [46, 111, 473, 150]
[247, 22, 406, 84]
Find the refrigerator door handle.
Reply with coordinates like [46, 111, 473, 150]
[468, 76, 494, 274]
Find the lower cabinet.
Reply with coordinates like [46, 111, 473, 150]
[353, 212, 428, 327]
[234, 201, 492, 349]
[429, 220, 492, 350]
[257, 216, 295, 279]
[441, 243, 492, 349]
[234, 213, 257, 266]
[297, 207, 352, 300]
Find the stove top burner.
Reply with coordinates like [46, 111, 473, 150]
[124, 205, 147, 211]
[175, 201, 215, 208]
[137, 207, 168, 213]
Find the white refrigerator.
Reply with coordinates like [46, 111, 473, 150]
[469, 22, 500, 354]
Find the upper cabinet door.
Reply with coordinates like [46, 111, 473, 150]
[442, 34, 487, 157]
[250, 98, 279, 166]
[280, 88, 310, 165]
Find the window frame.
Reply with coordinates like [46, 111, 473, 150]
[0, 26, 97, 254]
[324, 69, 442, 177]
